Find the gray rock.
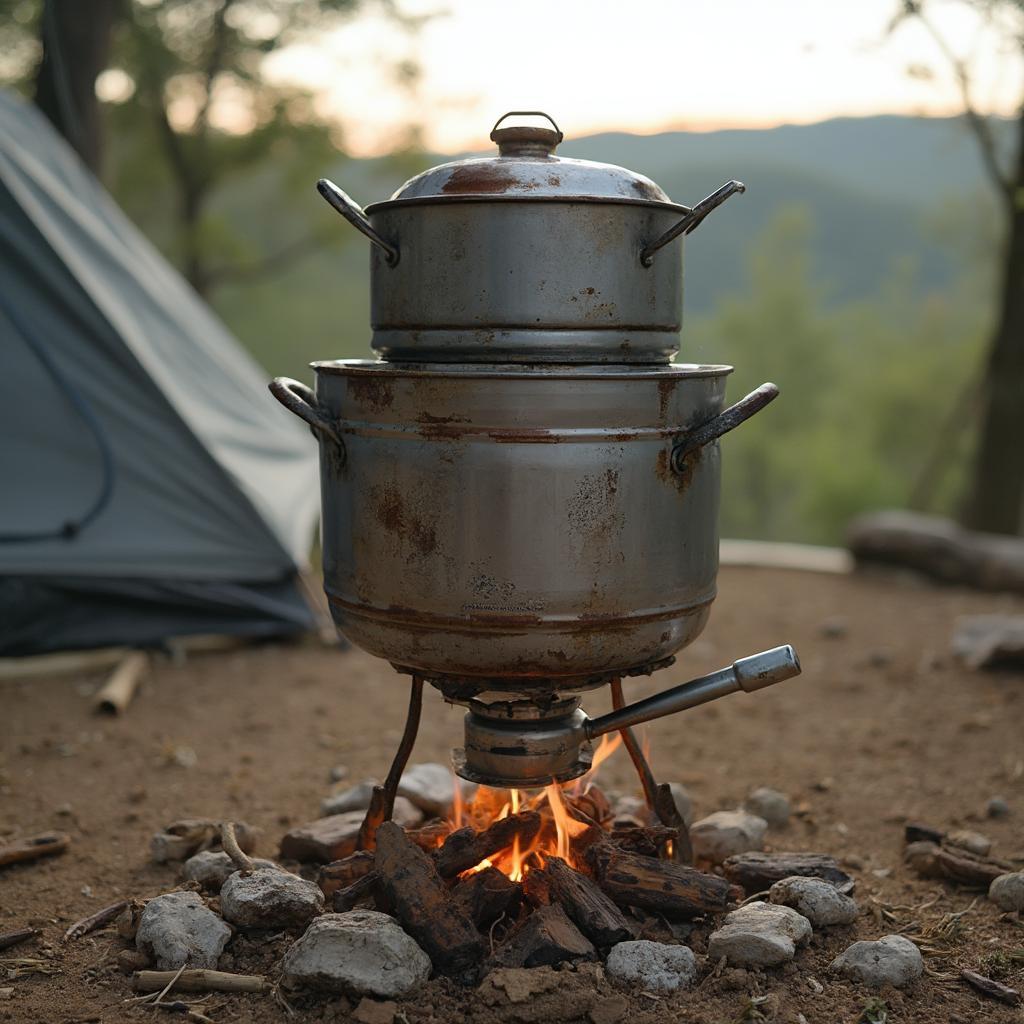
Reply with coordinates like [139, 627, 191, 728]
[220, 867, 324, 930]
[691, 810, 767, 864]
[605, 940, 698, 992]
[987, 795, 1011, 819]
[952, 615, 1024, 669]
[613, 795, 650, 823]
[321, 785, 421, 826]
[945, 829, 992, 857]
[989, 872, 1024, 912]
[744, 787, 791, 828]
[830, 935, 923, 989]
[328, 764, 349, 783]
[279, 812, 364, 863]
[397, 763, 474, 818]
[769, 876, 858, 927]
[182, 851, 278, 892]
[281, 911, 430, 998]
[707, 901, 812, 967]
[135, 891, 231, 970]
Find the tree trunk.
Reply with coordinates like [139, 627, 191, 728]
[962, 106, 1024, 536]
[33, 0, 119, 175]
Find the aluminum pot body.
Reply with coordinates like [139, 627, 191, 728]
[364, 199, 685, 364]
[311, 360, 729, 683]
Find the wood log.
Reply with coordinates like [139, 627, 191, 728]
[317, 851, 375, 900]
[904, 840, 1010, 888]
[332, 872, 379, 913]
[406, 821, 452, 852]
[722, 852, 855, 895]
[588, 844, 737, 918]
[0, 928, 38, 951]
[544, 856, 633, 947]
[904, 823, 945, 845]
[131, 969, 269, 994]
[0, 831, 70, 868]
[521, 866, 553, 908]
[434, 811, 542, 879]
[606, 824, 678, 859]
[960, 969, 1021, 1007]
[374, 821, 486, 975]
[497, 904, 596, 968]
[451, 867, 520, 928]
[94, 650, 148, 714]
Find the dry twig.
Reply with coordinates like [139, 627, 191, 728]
[64, 900, 129, 941]
[219, 821, 254, 875]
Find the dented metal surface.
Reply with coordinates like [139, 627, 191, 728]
[309, 361, 729, 681]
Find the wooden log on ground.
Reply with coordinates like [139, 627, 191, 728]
[374, 821, 486, 975]
[452, 867, 520, 928]
[131, 969, 269, 994]
[64, 900, 129, 941]
[543, 856, 633, 947]
[333, 872, 380, 913]
[722, 851, 855, 895]
[0, 928, 39, 951]
[94, 650, 148, 715]
[434, 811, 542, 879]
[960, 969, 1021, 1007]
[497, 904, 596, 968]
[904, 841, 1011, 888]
[588, 844, 737, 918]
[0, 831, 70, 868]
[317, 851, 375, 900]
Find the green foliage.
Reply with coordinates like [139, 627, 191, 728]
[690, 205, 987, 544]
[858, 998, 889, 1024]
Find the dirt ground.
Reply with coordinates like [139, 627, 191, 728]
[2, 565, 1023, 1024]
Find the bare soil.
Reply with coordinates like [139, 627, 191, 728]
[2, 566, 1023, 1024]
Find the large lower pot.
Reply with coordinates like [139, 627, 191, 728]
[271, 362, 777, 687]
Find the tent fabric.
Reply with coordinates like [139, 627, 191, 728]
[0, 90, 321, 654]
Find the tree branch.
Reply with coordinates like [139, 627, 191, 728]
[194, 0, 236, 138]
[907, 2, 1014, 205]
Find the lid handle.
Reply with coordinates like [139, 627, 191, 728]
[490, 111, 563, 157]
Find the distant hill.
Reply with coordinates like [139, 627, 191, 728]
[212, 114, 1002, 376]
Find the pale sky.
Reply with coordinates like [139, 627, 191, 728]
[267, 0, 1022, 156]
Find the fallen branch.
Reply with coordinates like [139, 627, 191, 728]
[960, 969, 1021, 1006]
[0, 928, 38, 951]
[64, 900, 129, 941]
[94, 650, 148, 715]
[904, 841, 1010, 889]
[131, 969, 269, 994]
[0, 831, 70, 868]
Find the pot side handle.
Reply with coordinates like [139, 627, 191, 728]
[269, 377, 345, 454]
[640, 180, 746, 267]
[317, 178, 400, 267]
[671, 382, 778, 473]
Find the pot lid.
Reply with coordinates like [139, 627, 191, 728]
[370, 111, 677, 208]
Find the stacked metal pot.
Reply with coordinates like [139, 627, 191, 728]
[271, 111, 788, 723]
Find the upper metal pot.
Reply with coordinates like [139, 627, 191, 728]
[318, 111, 745, 364]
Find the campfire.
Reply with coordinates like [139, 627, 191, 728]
[314, 739, 739, 976]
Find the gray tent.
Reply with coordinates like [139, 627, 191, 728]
[0, 90, 320, 656]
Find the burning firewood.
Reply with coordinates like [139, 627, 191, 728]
[588, 843, 737, 917]
[452, 866, 520, 928]
[373, 821, 486, 974]
[434, 811, 542, 879]
[541, 856, 634, 947]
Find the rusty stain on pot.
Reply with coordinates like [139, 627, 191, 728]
[440, 164, 522, 195]
[348, 374, 395, 411]
[369, 482, 438, 557]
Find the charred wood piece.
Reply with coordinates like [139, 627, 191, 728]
[317, 851, 375, 901]
[374, 821, 486, 974]
[588, 843, 737, 917]
[722, 851, 855, 895]
[904, 841, 1010, 888]
[332, 872, 380, 913]
[434, 811, 542, 879]
[496, 903, 596, 968]
[544, 856, 634, 947]
[0, 831, 70, 868]
[452, 866, 520, 928]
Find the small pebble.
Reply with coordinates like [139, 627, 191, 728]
[989, 872, 1024, 912]
[744, 787, 791, 828]
[819, 617, 848, 639]
[328, 765, 349, 783]
[830, 935, 923, 989]
[987, 796, 1011, 819]
[707, 902, 812, 967]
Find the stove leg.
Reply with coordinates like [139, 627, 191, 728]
[357, 674, 424, 851]
[610, 677, 693, 864]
